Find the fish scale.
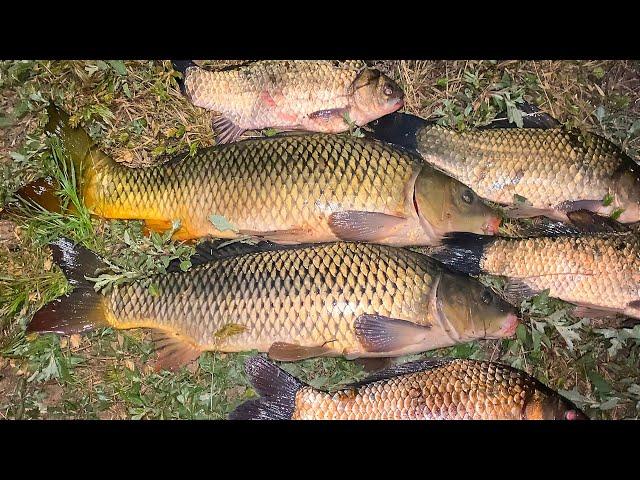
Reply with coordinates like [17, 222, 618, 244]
[416, 125, 630, 207]
[86, 134, 415, 241]
[290, 359, 552, 420]
[106, 243, 445, 355]
[183, 61, 366, 130]
[480, 233, 640, 314]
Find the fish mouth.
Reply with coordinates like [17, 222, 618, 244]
[482, 215, 502, 235]
[499, 313, 519, 337]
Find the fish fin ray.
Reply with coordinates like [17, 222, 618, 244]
[505, 204, 569, 222]
[427, 233, 494, 275]
[366, 112, 431, 151]
[503, 279, 539, 305]
[228, 355, 303, 420]
[27, 237, 108, 335]
[268, 342, 333, 361]
[354, 314, 431, 353]
[152, 329, 202, 372]
[572, 304, 623, 319]
[347, 358, 454, 389]
[328, 211, 406, 242]
[212, 115, 246, 144]
[354, 357, 394, 373]
[308, 108, 348, 122]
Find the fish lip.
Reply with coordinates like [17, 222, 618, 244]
[499, 313, 519, 337]
[482, 216, 502, 235]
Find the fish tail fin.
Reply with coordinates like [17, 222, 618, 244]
[427, 232, 495, 275]
[171, 60, 197, 95]
[10, 103, 106, 214]
[228, 356, 304, 420]
[367, 112, 432, 151]
[27, 237, 110, 335]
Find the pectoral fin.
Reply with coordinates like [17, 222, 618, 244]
[152, 330, 203, 372]
[212, 115, 246, 144]
[308, 108, 348, 122]
[268, 342, 334, 361]
[354, 314, 431, 353]
[503, 279, 539, 306]
[328, 211, 406, 242]
[572, 305, 622, 319]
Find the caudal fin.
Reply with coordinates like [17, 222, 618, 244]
[228, 356, 304, 420]
[426, 232, 495, 275]
[10, 104, 102, 214]
[171, 60, 197, 95]
[366, 112, 432, 151]
[27, 237, 109, 335]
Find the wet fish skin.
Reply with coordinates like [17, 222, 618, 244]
[19, 105, 501, 246]
[414, 124, 640, 223]
[180, 60, 404, 139]
[27, 240, 518, 368]
[230, 356, 588, 420]
[429, 231, 640, 319]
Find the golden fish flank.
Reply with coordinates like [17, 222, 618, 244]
[26, 240, 518, 370]
[369, 112, 640, 223]
[230, 357, 588, 420]
[177, 60, 404, 143]
[429, 232, 640, 319]
[18, 105, 502, 246]
[414, 124, 640, 223]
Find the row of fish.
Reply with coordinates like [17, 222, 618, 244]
[7, 60, 640, 419]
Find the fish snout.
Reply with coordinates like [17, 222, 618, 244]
[483, 215, 502, 235]
[499, 313, 519, 337]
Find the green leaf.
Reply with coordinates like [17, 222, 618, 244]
[122, 82, 132, 99]
[587, 370, 612, 395]
[209, 214, 239, 233]
[108, 60, 127, 76]
[179, 260, 191, 272]
[602, 193, 614, 206]
[610, 208, 624, 220]
[214, 323, 247, 339]
[148, 283, 160, 297]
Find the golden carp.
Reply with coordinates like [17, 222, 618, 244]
[173, 60, 404, 143]
[369, 111, 640, 224]
[14, 105, 501, 245]
[27, 239, 518, 370]
[427, 230, 640, 320]
[229, 356, 588, 420]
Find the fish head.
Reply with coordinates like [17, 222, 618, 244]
[435, 271, 520, 340]
[414, 167, 502, 237]
[349, 69, 404, 124]
[613, 164, 640, 223]
[524, 390, 589, 420]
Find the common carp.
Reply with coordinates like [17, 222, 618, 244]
[427, 228, 640, 320]
[229, 356, 588, 420]
[173, 60, 404, 143]
[14, 105, 501, 245]
[27, 238, 519, 370]
[368, 111, 640, 224]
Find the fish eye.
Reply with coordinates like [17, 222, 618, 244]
[481, 289, 492, 304]
[462, 189, 475, 204]
[383, 84, 394, 96]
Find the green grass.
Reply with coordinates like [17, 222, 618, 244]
[1, 60, 640, 419]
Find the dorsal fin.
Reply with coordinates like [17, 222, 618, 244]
[166, 239, 312, 272]
[346, 357, 455, 388]
[481, 102, 561, 130]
